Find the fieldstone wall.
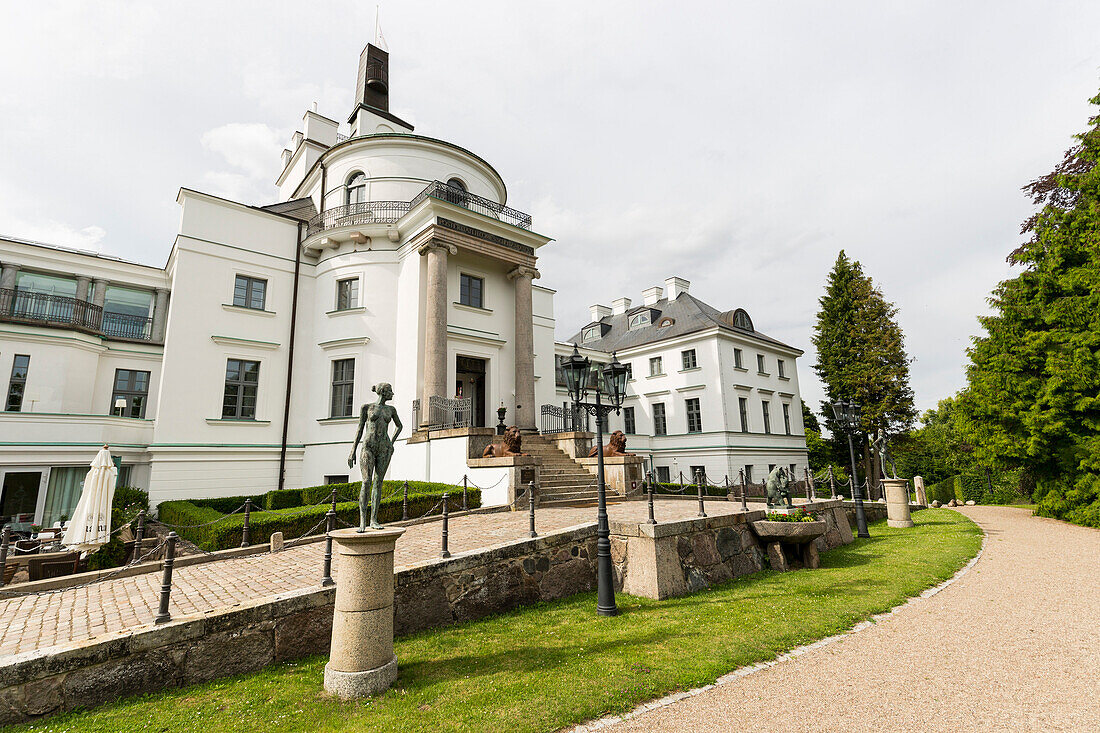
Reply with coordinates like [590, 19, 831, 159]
[0, 524, 597, 726]
[611, 500, 854, 600]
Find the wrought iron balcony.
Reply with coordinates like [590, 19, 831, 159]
[304, 181, 533, 240]
[0, 288, 155, 341]
[305, 201, 411, 238]
[410, 181, 533, 230]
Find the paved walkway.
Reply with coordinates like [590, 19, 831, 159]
[0, 498, 746, 660]
[600, 507, 1100, 733]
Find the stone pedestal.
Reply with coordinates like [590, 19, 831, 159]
[913, 475, 927, 506]
[324, 527, 405, 699]
[578, 455, 645, 496]
[883, 478, 914, 528]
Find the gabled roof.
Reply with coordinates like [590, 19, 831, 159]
[565, 292, 801, 354]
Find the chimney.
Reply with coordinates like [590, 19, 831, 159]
[280, 149, 292, 168]
[355, 43, 390, 112]
[589, 304, 611, 322]
[611, 297, 632, 315]
[642, 286, 664, 306]
[665, 276, 690, 300]
[291, 131, 303, 149]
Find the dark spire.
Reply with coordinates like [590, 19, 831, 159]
[355, 43, 389, 112]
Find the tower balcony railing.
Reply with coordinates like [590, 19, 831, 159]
[304, 181, 533, 239]
[0, 288, 155, 341]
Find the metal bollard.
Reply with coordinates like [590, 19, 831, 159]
[330, 488, 338, 513]
[440, 494, 451, 559]
[321, 509, 336, 587]
[646, 482, 657, 525]
[0, 526, 9, 588]
[402, 481, 409, 521]
[828, 466, 837, 499]
[527, 482, 537, 538]
[154, 532, 178, 625]
[241, 498, 252, 548]
[696, 471, 707, 517]
[462, 475, 469, 511]
[739, 469, 748, 512]
[134, 509, 146, 545]
[805, 469, 814, 501]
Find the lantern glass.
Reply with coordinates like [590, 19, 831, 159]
[602, 352, 629, 409]
[562, 344, 591, 402]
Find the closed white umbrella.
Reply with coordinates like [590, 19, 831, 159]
[62, 445, 118, 552]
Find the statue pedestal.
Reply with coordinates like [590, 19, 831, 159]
[324, 527, 405, 699]
[883, 479, 914, 528]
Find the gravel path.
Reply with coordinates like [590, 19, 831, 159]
[598, 507, 1100, 733]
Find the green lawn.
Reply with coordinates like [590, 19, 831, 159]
[16, 509, 981, 733]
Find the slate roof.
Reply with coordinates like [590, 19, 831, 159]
[564, 292, 801, 354]
[260, 197, 318, 222]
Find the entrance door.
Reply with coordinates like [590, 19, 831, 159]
[1, 470, 46, 531]
[455, 356, 487, 428]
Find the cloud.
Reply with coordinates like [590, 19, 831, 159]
[200, 123, 286, 204]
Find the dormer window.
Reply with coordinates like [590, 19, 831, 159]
[657, 317, 674, 329]
[628, 312, 650, 329]
[732, 308, 754, 332]
[346, 172, 366, 205]
[582, 325, 601, 342]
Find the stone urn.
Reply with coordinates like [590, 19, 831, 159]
[750, 520, 828, 571]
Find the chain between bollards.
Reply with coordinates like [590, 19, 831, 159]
[240, 498, 252, 548]
[440, 493, 451, 558]
[0, 527, 9, 588]
[696, 470, 707, 517]
[739, 469, 748, 512]
[462, 475, 469, 511]
[646, 479, 657, 525]
[402, 481, 409, 521]
[321, 508, 336, 587]
[153, 532, 178, 625]
[527, 481, 537, 538]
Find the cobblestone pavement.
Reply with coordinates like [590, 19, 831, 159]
[0, 498, 747, 659]
[600, 507, 1100, 733]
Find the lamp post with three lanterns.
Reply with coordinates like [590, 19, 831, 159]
[560, 343, 630, 617]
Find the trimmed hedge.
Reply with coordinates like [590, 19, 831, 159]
[192, 494, 265, 514]
[651, 482, 729, 497]
[927, 475, 962, 504]
[158, 485, 479, 552]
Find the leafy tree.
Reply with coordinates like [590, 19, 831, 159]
[961, 90, 1100, 527]
[892, 395, 975, 484]
[812, 251, 916, 486]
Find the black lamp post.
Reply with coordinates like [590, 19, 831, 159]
[562, 343, 628, 617]
[831, 398, 870, 539]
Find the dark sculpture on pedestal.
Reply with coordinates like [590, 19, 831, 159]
[482, 425, 528, 457]
[765, 466, 793, 509]
[347, 382, 403, 531]
[588, 430, 636, 457]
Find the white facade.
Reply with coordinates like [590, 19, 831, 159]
[0, 44, 556, 518]
[556, 277, 810, 487]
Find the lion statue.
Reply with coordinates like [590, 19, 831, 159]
[483, 426, 528, 457]
[765, 466, 793, 508]
[588, 430, 636, 457]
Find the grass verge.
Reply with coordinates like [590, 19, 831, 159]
[14, 509, 981, 733]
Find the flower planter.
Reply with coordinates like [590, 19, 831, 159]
[749, 520, 828, 571]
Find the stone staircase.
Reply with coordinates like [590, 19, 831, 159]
[521, 434, 606, 505]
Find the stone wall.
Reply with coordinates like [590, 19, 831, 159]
[0, 524, 597, 726]
[611, 500, 853, 600]
[0, 501, 857, 724]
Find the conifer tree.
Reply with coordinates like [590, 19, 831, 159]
[962, 90, 1100, 527]
[812, 251, 916, 485]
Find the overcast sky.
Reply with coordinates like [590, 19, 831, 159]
[2, 1, 1099, 421]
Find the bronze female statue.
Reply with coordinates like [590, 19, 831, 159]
[347, 382, 403, 531]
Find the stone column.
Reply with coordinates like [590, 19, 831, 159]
[913, 475, 927, 506]
[508, 265, 540, 433]
[75, 276, 91, 302]
[883, 478, 914, 528]
[151, 288, 170, 342]
[418, 241, 455, 428]
[91, 278, 109, 331]
[0, 264, 18, 316]
[0, 263, 19, 290]
[324, 527, 405, 698]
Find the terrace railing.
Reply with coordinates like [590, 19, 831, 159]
[540, 403, 591, 434]
[428, 395, 472, 430]
[0, 288, 102, 332]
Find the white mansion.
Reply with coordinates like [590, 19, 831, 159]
[0, 44, 808, 526]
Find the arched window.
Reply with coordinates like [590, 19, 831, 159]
[346, 172, 366, 206]
[732, 309, 754, 332]
[444, 177, 468, 207]
[628, 312, 650, 330]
